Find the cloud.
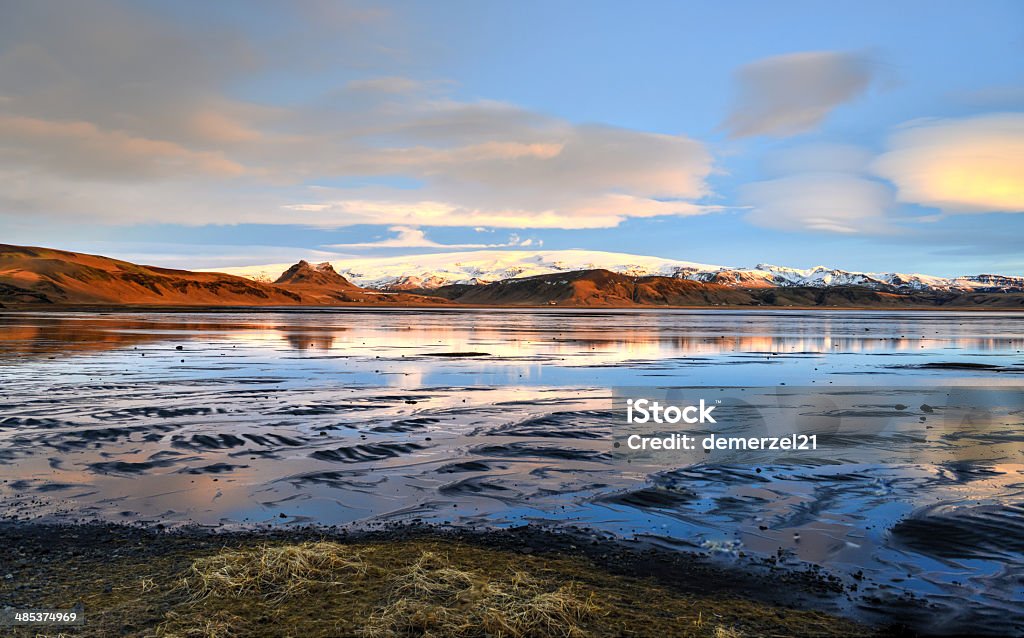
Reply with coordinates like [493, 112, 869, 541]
[724, 51, 877, 138]
[345, 76, 424, 94]
[324, 226, 535, 249]
[741, 144, 894, 234]
[742, 173, 893, 234]
[0, 2, 716, 230]
[187, 109, 264, 144]
[872, 113, 1024, 214]
[275, 107, 716, 229]
[0, 115, 246, 179]
[742, 114, 1024, 234]
[285, 192, 711, 230]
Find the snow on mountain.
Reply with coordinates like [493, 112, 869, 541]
[741, 265, 1024, 292]
[208, 250, 1024, 293]
[212, 250, 725, 290]
[751, 264, 887, 288]
[952, 274, 1024, 292]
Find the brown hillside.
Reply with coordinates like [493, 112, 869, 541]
[0, 245, 448, 307]
[274, 260, 361, 290]
[446, 269, 749, 306]
[271, 259, 448, 305]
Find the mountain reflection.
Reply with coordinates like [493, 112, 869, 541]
[1, 310, 1022, 362]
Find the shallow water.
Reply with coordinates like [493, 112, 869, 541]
[0, 309, 1022, 632]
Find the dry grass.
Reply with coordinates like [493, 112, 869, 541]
[8, 537, 873, 637]
[159, 609, 249, 638]
[361, 550, 599, 637]
[180, 541, 368, 601]
[177, 545, 598, 637]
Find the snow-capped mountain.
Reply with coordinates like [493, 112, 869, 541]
[212, 250, 723, 290]
[692, 264, 1024, 292]
[209, 250, 1024, 293]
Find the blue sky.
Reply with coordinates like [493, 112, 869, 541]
[1, 0, 1022, 275]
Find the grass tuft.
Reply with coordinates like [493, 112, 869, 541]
[159, 609, 249, 638]
[180, 541, 368, 601]
[361, 550, 600, 637]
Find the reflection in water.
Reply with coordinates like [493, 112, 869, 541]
[2, 309, 1023, 364]
[0, 309, 1022, 633]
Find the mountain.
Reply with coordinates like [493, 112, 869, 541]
[693, 264, 1010, 292]
[3, 244, 1021, 309]
[427, 269, 1024, 308]
[274, 260, 361, 289]
[214, 250, 722, 290]
[443, 269, 751, 306]
[0, 245, 447, 307]
[217, 249, 1024, 294]
[270, 259, 447, 305]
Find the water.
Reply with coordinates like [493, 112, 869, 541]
[1, 309, 1022, 631]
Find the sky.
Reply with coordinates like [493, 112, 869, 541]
[1, 0, 1022, 276]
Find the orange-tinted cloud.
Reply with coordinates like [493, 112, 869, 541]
[873, 113, 1024, 213]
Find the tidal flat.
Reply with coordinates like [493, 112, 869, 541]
[0, 308, 1022, 635]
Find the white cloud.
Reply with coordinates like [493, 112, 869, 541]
[724, 51, 877, 138]
[742, 173, 893, 234]
[286, 191, 713, 230]
[336, 226, 446, 248]
[741, 143, 894, 234]
[324, 226, 535, 249]
[872, 113, 1024, 214]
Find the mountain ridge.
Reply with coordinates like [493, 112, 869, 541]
[212, 249, 1024, 294]
[2, 244, 1021, 309]
[415, 268, 1024, 308]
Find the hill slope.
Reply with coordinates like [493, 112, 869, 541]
[272, 260, 447, 305]
[274, 260, 362, 290]
[0, 245, 447, 306]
